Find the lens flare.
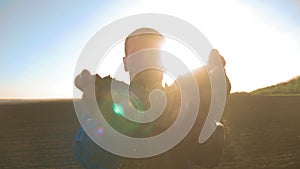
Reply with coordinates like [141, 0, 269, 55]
[97, 127, 104, 134]
[112, 103, 124, 116]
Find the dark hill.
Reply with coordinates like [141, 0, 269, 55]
[251, 76, 300, 95]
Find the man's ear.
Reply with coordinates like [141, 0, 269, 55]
[123, 56, 128, 72]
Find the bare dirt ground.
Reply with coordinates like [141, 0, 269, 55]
[0, 96, 299, 169]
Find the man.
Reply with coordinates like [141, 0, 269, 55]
[74, 28, 231, 169]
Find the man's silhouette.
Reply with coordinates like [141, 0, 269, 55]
[74, 28, 231, 169]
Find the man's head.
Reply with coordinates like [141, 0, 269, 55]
[123, 28, 165, 84]
[124, 28, 165, 56]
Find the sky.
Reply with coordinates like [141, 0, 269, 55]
[0, 0, 300, 98]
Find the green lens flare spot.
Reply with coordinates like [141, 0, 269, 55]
[112, 103, 125, 116]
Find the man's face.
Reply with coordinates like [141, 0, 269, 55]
[123, 35, 164, 72]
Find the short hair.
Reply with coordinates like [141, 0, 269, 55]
[124, 28, 165, 55]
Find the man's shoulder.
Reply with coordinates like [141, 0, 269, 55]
[94, 75, 128, 94]
[166, 67, 209, 89]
